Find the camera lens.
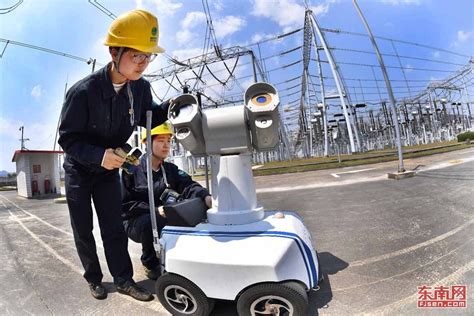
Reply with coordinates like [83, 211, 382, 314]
[256, 96, 267, 103]
[251, 93, 272, 106]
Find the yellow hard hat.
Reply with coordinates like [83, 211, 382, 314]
[142, 122, 173, 143]
[104, 9, 165, 54]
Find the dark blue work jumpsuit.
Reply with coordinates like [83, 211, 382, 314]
[121, 158, 210, 269]
[58, 63, 168, 285]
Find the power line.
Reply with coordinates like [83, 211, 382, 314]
[313, 58, 457, 73]
[0, 0, 22, 14]
[320, 27, 471, 58]
[88, 0, 117, 19]
[330, 46, 466, 67]
[246, 28, 303, 48]
[0, 38, 103, 66]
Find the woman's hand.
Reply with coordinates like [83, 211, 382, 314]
[205, 195, 212, 208]
[101, 148, 126, 170]
[156, 206, 166, 218]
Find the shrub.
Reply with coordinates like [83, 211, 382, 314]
[457, 131, 474, 142]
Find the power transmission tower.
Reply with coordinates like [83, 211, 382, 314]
[308, 10, 359, 153]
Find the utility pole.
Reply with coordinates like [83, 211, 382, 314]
[19, 126, 29, 150]
[353, 0, 408, 176]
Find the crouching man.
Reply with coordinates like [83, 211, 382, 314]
[121, 122, 212, 279]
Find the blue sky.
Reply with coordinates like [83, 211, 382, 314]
[0, 0, 473, 172]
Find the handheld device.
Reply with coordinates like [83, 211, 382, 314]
[114, 143, 142, 174]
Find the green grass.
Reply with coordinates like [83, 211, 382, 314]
[0, 186, 17, 191]
[259, 140, 459, 169]
[172, 141, 473, 180]
[253, 142, 472, 176]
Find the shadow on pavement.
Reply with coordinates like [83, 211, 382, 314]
[417, 170, 474, 180]
[309, 251, 349, 315]
[102, 281, 116, 293]
[211, 299, 238, 316]
[137, 278, 156, 293]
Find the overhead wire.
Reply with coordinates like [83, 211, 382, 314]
[0, 38, 104, 66]
[329, 46, 466, 67]
[320, 27, 471, 58]
[88, 0, 117, 19]
[0, 0, 23, 14]
[313, 58, 457, 73]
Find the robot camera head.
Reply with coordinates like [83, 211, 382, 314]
[244, 83, 280, 151]
[167, 94, 206, 155]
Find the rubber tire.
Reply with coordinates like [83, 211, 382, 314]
[283, 281, 308, 299]
[155, 273, 214, 316]
[237, 283, 308, 316]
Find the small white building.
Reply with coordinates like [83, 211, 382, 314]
[12, 150, 63, 198]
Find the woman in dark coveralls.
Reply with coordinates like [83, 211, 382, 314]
[58, 9, 168, 301]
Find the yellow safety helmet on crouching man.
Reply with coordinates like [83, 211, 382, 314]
[104, 9, 165, 54]
[142, 122, 173, 143]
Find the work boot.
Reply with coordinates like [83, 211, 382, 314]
[116, 280, 153, 301]
[144, 265, 161, 280]
[88, 282, 107, 300]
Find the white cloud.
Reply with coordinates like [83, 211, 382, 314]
[404, 64, 413, 72]
[152, 0, 183, 16]
[251, 33, 270, 43]
[210, 0, 224, 12]
[171, 47, 205, 61]
[176, 29, 193, 45]
[214, 16, 246, 39]
[238, 32, 280, 49]
[432, 51, 440, 58]
[176, 11, 244, 46]
[251, 0, 328, 29]
[31, 85, 43, 100]
[457, 30, 472, 43]
[381, 0, 421, 5]
[312, 3, 329, 16]
[175, 11, 206, 47]
[452, 30, 473, 47]
[181, 11, 206, 29]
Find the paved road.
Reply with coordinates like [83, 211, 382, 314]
[0, 148, 473, 315]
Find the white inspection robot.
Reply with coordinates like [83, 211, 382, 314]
[144, 82, 321, 316]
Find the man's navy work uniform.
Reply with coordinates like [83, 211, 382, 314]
[121, 157, 210, 270]
[58, 63, 168, 286]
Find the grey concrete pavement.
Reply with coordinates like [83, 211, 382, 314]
[256, 148, 474, 315]
[0, 148, 473, 315]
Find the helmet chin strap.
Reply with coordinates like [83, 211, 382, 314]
[113, 47, 126, 77]
[151, 153, 165, 172]
[112, 47, 135, 126]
